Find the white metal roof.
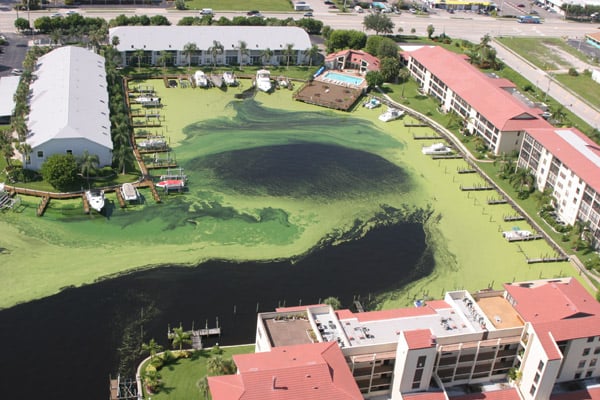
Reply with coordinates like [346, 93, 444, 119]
[109, 26, 312, 52]
[27, 46, 112, 150]
[0, 76, 20, 117]
[556, 129, 600, 168]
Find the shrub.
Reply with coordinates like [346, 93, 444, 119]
[568, 68, 579, 76]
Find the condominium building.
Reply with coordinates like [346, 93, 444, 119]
[518, 127, 600, 246]
[405, 46, 551, 155]
[214, 278, 600, 400]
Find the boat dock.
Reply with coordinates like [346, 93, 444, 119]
[504, 215, 525, 221]
[37, 196, 50, 216]
[405, 122, 429, 127]
[526, 256, 569, 264]
[460, 185, 495, 191]
[353, 300, 365, 313]
[457, 168, 476, 174]
[115, 188, 126, 208]
[413, 134, 443, 139]
[432, 154, 462, 160]
[487, 198, 508, 205]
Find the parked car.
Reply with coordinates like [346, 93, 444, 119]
[303, 11, 313, 17]
[517, 3, 526, 7]
[247, 10, 261, 16]
[324, 0, 334, 4]
[65, 10, 78, 15]
[11, 69, 23, 76]
[51, 12, 62, 18]
[529, 10, 538, 14]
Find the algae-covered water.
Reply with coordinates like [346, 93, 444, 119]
[0, 79, 570, 308]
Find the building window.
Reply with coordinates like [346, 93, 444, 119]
[37, 151, 44, 158]
[529, 385, 536, 396]
[595, 347, 600, 355]
[590, 359, 597, 367]
[583, 348, 591, 356]
[412, 382, 420, 389]
[587, 337, 595, 343]
[534, 372, 540, 384]
[586, 370, 593, 378]
[66, 150, 72, 155]
[575, 372, 582, 379]
[417, 356, 426, 369]
[538, 361, 544, 371]
[578, 360, 586, 369]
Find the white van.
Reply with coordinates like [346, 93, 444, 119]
[354, 5, 364, 12]
[200, 8, 213, 15]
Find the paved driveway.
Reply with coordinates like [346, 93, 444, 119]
[0, 32, 28, 76]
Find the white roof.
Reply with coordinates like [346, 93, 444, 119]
[109, 26, 312, 52]
[27, 46, 112, 149]
[556, 129, 600, 168]
[0, 76, 20, 117]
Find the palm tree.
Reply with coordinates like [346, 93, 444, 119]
[304, 44, 319, 67]
[0, 130, 14, 167]
[112, 144, 134, 175]
[111, 35, 120, 48]
[156, 51, 172, 72]
[183, 42, 198, 72]
[141, 338, 163, 361]
[207, 355, 235, 375]
[171, 326, 191, 351]
[261, 47, 273, 66]
[79, 150, 100, 183]
[237, 40, 249, 70]
[50, 28, 63, 46]
[17, 142, 31, 168]
[208, 40, 224, 69]
[133, 49, 145, 70]
[283, 43, 295, 69]
[197, 375, 209, 399]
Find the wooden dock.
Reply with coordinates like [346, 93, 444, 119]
[460, 185, 495, 191]
[146, 162, 178, 170]
[457, 169, 476, 174]
[353, 300, 365, 313]
[82, 193, 90, 214]
[526, 256, 569, 264]
[405, 122, 429, 127]
[432, 155, 463, 160]
[487, 199, 507, 205]
[115, 187, 126, 208]
[504, 215, 525, 222]
[413, 134, 443, 140]
[37, 196, 50, 216]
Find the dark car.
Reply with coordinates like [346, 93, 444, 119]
[247, 10, 261, 16]
[517, 3, 526, 7]
[529, 10, 539, 14]
[303, 11, 313, 17]
[324, 0, 334, 4]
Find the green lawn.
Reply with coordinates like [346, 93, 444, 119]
[497, 37, 598, 71]
[142, 345, 255, 400]
[555, 73, 600, 110]
[181, 0, 293, 11]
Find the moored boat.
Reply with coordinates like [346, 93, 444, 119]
[378, 107, 404, 122]
[120, 183, 140, 202]
[256, 69, 272, 92]
[421, 143, 453, 155]
[156, 179, 185, 190]
[194, 70, 209, 88]
[223, 71, 237, 86]
[85, 189, 105, 212]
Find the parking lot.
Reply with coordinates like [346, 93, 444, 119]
[0, 32, 28, 77]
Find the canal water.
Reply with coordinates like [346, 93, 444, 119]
[0, 220, 432, 400]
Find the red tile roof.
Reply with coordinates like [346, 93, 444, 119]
[551, 386, 600, 400]
[325, 49, 380, 71]
[504, 278, 600, 359]
[449, 388, 521, 400]
[208, 342, 362, 400]
[408, 46, 551, 132]
[586, 32, 600, 42]
[524, 127, 600, 194]
[404, 329, 435, 349]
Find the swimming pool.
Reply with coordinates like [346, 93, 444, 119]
[323, 71, 364, 86]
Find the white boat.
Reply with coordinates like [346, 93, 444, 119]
[137, 137, 167, 150]
[223, 71, 237, 86]
[421, 143, 453, 155]
[363, 98, 381, 109]
[194, 70, 209, 88]
[378, 107, 404, 122]
[256, 69, 272, 92]
[135, 96, 161, 104]
[86, 189, 105, 212]
[502, 230, 533, 241]
[120, 183, 140, 202]
[156, 179, 186, 190]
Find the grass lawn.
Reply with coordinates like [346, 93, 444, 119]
[497, 37, 597, 71]
[141, 345, 254, 400]
[181, 0, 293, 11]
[555, 73, 600, 110]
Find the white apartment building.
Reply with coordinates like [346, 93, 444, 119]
[248, 278, 600, 400]
[518, 127, 600, 246]
[405, 46, 551, 156]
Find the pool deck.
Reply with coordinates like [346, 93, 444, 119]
[293, 70, 367, 111]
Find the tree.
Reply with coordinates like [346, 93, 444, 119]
[261, 47, 273, 66]
[208, 40, 224, 69]
[14, 17, 30, 32]
[365, 70, 385, 88]
[365, 36, 399, 59]
[426, 24, 435, 39]
[133, 49, 145, 70]
[171, 326, 191, 351]
[111, 35, 120, 47]
[283, 43, 295, 69]
[380, 57, 400, 82]
[79, 151, 100, 184]
[156, 51, 172, 71]
[141, 339, 163, 361]
[112, 144, 134, 175]
[323, 296, 342, 310]
[40, 154, 79, 191]
[175, 0, 186, 10]
[363, 13, 395, 35]
[237, 40, 249, 69]
[304, 44, 320, 67]
[326, 29, 366, 53]
[197, 375, 209, 399]
[207, 355, 236, 375]
[183, 42, 198, 71]
[445, 111, 463, 130]
[0, 129, 14, 167]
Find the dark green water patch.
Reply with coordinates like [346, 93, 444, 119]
[187, 142, 412, 199]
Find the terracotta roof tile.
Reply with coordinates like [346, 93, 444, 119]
[404, 329, 435, 349]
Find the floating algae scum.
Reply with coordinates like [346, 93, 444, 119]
[0, 78, 570, 309]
